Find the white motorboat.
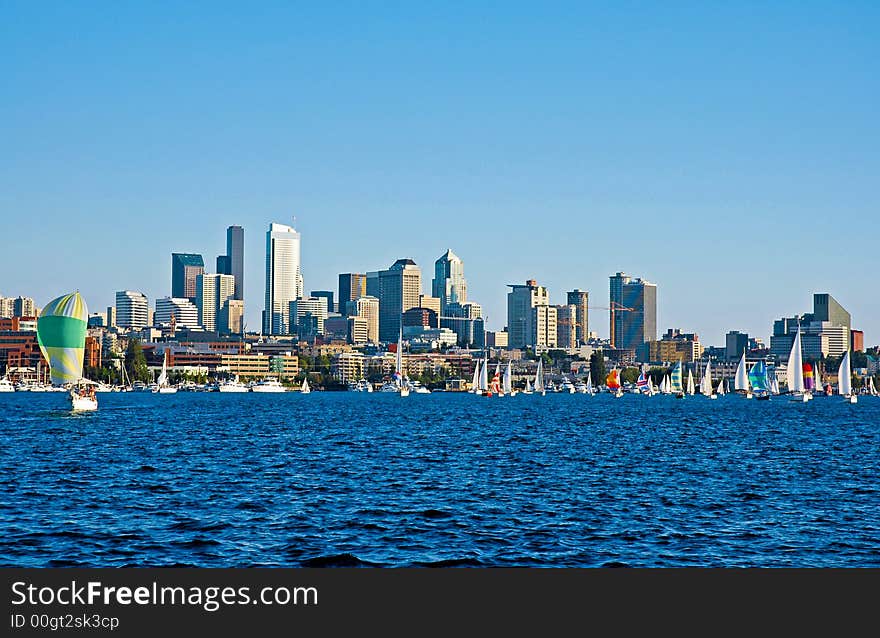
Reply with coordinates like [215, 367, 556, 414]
[559, 375, 576, 394]
[0, 377, 14, 393]
[350, 379, 373, 392]
[251, 377, 286, 393]
[218, 375, 250, 393]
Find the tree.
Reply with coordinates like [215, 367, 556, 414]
[125, 339, 150, 383]
[621, 367, 640, 384]
[589, 351, 606, 385]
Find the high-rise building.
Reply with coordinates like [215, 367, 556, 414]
[609, 272, 657, 350]
[554, 304, 577, 349]
[13, 296, 36, 317]
[289, 297, 328, 339]
[346, 296, 379, 344]
[218, 299, 245, 335]
[770, 294, 853, 360]
[813, 293, 851, 336]
[197, 273, 235, 332]
[377, 259, 422, 342]
[263, 222, 303, 335]
[216, 255, 230, 276]
[566, 290, 589, 344]
[507, 280, 550, 349]
[171, 253, 205, 302]
[226, 225, 244, 301]
[432, 249, 467, 313]
[725, 331, 749, 360]
[155, 297, 200, 329]
[851, 329, 864, 353]
[366, 271, 380, 298]
[533, 305, 558, 349]
[441, 301, 483, 347]
[338, 273, 367, 317]
[106, 306, 116, 329]
[311, 291, 335, 314]
[115, 291, 149, 330]
[0, 296, 14, 318]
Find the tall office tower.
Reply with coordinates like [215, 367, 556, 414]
[216, 255, 230, 276]
[533, 305, 558, 349]
[0, 296, 14, 318]
[171, 253, 205, 302]
[106, 306, 116, 328]
[725, 331, 749, 360]
[13, 296, 36, 317]
[338, 273, 367, 317]
[218, 299, 245, 335]
[197, 273, 235, 332]
[115, 291, 149, 330]
[813, 293, 851, 338]
[366, 271, 380, 298]
[555, 304, 578, 349]
[289, 297, 328, 338]
[441, 301, 483, 347]
[432, 249, 467, 313]
[566, 289, 589, 344]
[377, 259, 422, 342]
[506, 280, 551, 349]
[609, 272, 657, 350]
[311, 291, 335, 314]
[346, 295, 380, 344]
[154, 297, 200, 329]
[263, 222, 303, 335]
[226, 225, 244, 301]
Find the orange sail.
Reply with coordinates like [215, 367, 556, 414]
[606, 369, 621, 389]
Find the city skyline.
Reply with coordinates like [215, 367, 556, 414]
[2, 4, 878, 345]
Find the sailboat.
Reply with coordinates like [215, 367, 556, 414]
[636, 369, 649, 395]
[787, 327, 811, 402]
[154, 350, 178, 393]
[301, 377, 311, 394]
[686, 368, 695, 396]
[471, 359, 482, 394]
[701, 360, 717, 399]
[868, 376, 879, 397]
[397, 328, 409, 397]
[534, 358, 546, 396]
[767, 365, 780, 395]
[838, 350, 856, 404]
[606, 368, 623, 398]
[523, 379, 534, 395]
[734, 351, 752, 399]
[489, 363, 503, 397]
[748, 360, 771, 400]
[36, 291, 97, 411]
[585, 371, 595, 396]
[670, 361, 684, 398]
[478, 352, 490, 396]
[647, 375, 657, 396]
[502, 361, 516, 397]
[716, 377, 726, 397]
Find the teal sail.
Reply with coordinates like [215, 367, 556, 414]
[670, 361, 684, 394]
[748, 360, 769, 393]
[36, 292, 89, 386]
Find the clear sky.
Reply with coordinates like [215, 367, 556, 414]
[2, 2, 878, 346]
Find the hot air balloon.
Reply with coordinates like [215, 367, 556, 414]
[36, 291, 97, 410]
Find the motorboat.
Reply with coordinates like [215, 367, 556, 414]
[251, 377, 286, 393]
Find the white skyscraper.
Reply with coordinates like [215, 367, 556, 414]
[263, 222, 303, 335]
[115, 291, 149, 331]
[155, 297, 200, 329]
[196, 274, 235, 332]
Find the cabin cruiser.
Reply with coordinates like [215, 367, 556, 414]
[250, 377, 286, 393]
[409, 380, 431, 394]
[349, 379, 373, 392]
[218, 376, 250, 393]
[0, 377, 15, 392]
[559, 376, 576, 394]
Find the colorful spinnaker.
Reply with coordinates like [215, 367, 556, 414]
[606, 369, 621, 390]
[803, 363, 815, 391]
[36, 291, 89, 386]
[670, 361, 684, 394]
[748, 360, 769, 393]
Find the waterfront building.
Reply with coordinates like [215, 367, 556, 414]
[609, 272, 657, 351]
[432, 249, 467, 313]
[641, 328, 702, 364]
[332, 351, 365, 383]
[345, 296, 379, 343]
[377, 259, 422, 343]
[263, 222, 303, 335]
[566, 290, 589, 344]
[338, 273, 367, 317]
[507, 280, 550, 349]
[155, 297, 200, 329]
[171, 253, 205, 302]
[196, 273, 235, 333]
[115, 291, 149, 331]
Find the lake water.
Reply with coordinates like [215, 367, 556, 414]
[1, 391, 878, 567]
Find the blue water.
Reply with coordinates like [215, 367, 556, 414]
[1, 391, 878, 567]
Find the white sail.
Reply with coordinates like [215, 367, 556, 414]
[687, 369, 695, 395]
[525, 379, 533, 392]
[479, 354, 489, 391]
[838, 350, 852, 396]
[648, 376, 656, 396]
[534, 359, 544, 393]
[734, 351, 750, 391]
[301, 378, 310, 394]
[717, 377, 726, 396]
[396, 329, 404, 386]
[870, 377, 878, 396]
[700, 361, 713, 395]
[585, 371, 593, 394]
[157, 352, 168, 387]
[471, 360, 481, 392]
[502, 361, 513, 395]
[787, 328, 805, 393]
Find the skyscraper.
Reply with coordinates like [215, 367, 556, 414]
[377, 259, 422, 342]
[566, 289, 589, 344]
[217, 225, 245, 301]
[310, 291, 335, 315]
[197, 273, 235, 332]
[13, 296, 36, 317]
[507, 280, 551, 349]
[432, 249, 467, 312]
[555, 304, 577, 349]
[609, 272, 657, 351]
[441, 302, 483, 347]
[289, 297, 328, 338]
[171, 253, 205, 302]
[338, 273, 367, 317]
[115, 291, 149, 330]
[346, 296, 379, 343]
[154, 297, 200, 329]
[263, 222, 303, 335]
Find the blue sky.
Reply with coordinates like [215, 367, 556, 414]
[2, 2, 878, 345]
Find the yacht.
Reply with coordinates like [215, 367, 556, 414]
[349, 379, 373, 392]
[0, 377, 15, 393]
[574, 380, 588, 394]
[251, 377, 286, 393]
[409, 380, 431, 394]
[559, 376, 576, 394]
[218, 375, 250, 393]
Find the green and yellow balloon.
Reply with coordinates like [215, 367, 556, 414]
[36, 291, 89, 386]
